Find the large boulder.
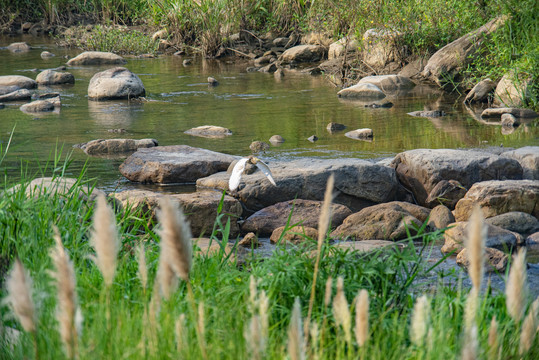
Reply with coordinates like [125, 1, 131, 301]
[441, 222, 520, 254]
[337, 83, 386, 99]
[464, 78, 496, 103]
[421, 16, 507, 87]
[120, 145, 238, 184]
[0, 89, 32, 102]
[494, 71, 533, 107]
[280, 45, 326, 63]
[391, 149, 523, 208]
[36, 70, 75, 85]
[241, 199, 352, 236]
[362, 29, 403, 68]
[328, 37, 359, 60]
[485, 212, 539, 236]
[112, 189, 242, 238]
[66, 51, 127, 66]
[7, 42, 31, 52]
[456, 247, 508, 273]
[0, 75, 37, 89]
[197, 158, 399, 213]
[331, 201, 430, 241]
[8, 177, 105, 201]
[454, 180, 539, 221]
[501, 147, 539, 180]
[88, 67, 145, 101]
[357, 75, 415, 92]
[78, 138, 158, 156]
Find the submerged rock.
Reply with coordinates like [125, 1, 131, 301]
[337, 83, 386, 99]
[207, 77, 219, 86]
[88, 67, 145, 101]
[407, 110, 446, 118]
[357, 75, 414, 92]
[120, 145, 238, 184]
[250, 141, 270, 153]
[269, 135, 285, 144]
[345, 128, 373, 140]
[77, 138, 158, 156]
[36, 69, 75, 85]
[326, 122, 346, 133]
[40, 51, 55, 59]
[7, 42, 30, 52]
[185, 125, 232, 138]
[66, 51, 127, 66]
[20, 100, 55, 113]
[0, 75, 37, 89]
[0, 89, 32, 102]
[454, 180, 539, 221]
[391, 149, 523, 208]
[242, 199, 352, 236]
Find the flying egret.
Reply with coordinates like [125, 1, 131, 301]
[229, 156, 276, 191]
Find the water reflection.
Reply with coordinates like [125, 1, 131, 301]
[88, 100, 144, 127]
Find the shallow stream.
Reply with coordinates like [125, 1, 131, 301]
[1, 35, 538, 194]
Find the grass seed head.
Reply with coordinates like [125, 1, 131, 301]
[6, 259, 36, 333]
[519, 297, 539, 355]
[461, 324, 478, 360]
[324, 276, 333, 307]
[157, 196, 192, 282]
[136, 243, 148, 291]
[90, 194, 119, 287]
[506, 248, 527, 322]
[466, 206, 486, 291]
[355, 289, 369, 347]
[332, 277, 351, 344]
[487, 316, 499, 360]
[411, 295, 430, 347]
[288, 297, 305, 360]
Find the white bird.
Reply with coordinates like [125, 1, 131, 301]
[229, 156, 276, 191]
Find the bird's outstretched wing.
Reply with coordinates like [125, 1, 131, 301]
[229, 158, 249, 191]
[254, 159, 277, 186]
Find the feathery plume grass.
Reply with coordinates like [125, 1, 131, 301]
[51, 226, 80, 359]
[136, 243, 148, 292]
[411, 295, 430, 347]
[519, 297, 539, 355]
[506, 248, 527, 322]
[156, 250, 177, 300]
[487, 317, 499, 360]
[307, 175, 334, 331]
[197, 301, 207, 357]
[310, 322, 319, 359]
[355, 289, 369, 347]
[90, 194, 119, 287]
[245, 315, 262, 360]
[461, 324, 478, 360]
[466, 206, 486, 291]
[288, 297, 305, 360]
[463, 287, 479, 333]
[324, 276, 333, 307]
[157, 196, 192, 282]
[6, 259, 36, 333]
[259, 290, 269, 350]
[333, 277, 352, 345]
[175, 313, 186, 354]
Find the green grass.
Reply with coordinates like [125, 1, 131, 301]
[0, 160, 538, 359]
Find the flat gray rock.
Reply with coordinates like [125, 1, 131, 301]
[197, 158, 398, 213]
[119, 145, 239, 184]
[0, 89, 31, 102]
[36, 70, 75, 85]
[67, 51, 127, 66]
[502, 146, 539, 180]
[0, 75, 37, 89]
[391, 149, 523, 207]
[78, 138, 158, 156]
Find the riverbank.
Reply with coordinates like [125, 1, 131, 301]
[1, 0, 537, 108]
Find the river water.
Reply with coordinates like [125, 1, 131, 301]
[1, 35, 538, 193]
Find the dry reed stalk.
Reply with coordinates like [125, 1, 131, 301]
[157, 196, 192, 282]
[410, 295, 430, 347]
[175, 313, 186, 354]
[136, 243, 148, 292]
[505, 248, 527, 322]
[463, 287, 479, 333]
[288, 298, 306, 360]
[306, 175, 335, 333]
[354, 289, 369, 347]
[487, 317, 499, 360]
[332, 277, 352, 345]
[51, 226, 80, 359]
[519, 297, 539, 355]
[6, 259, 36, 333]
[466, 206, 486, 291]
[90, 194, 119, 287]
[461, 324, 478, 360]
